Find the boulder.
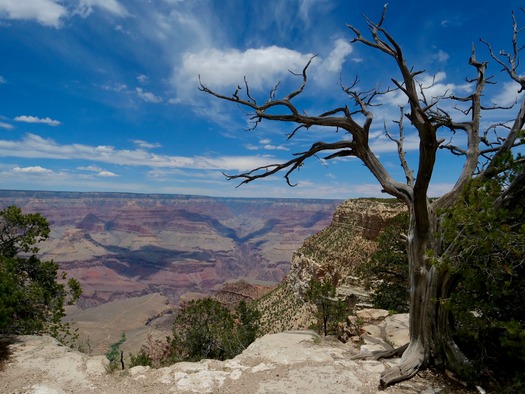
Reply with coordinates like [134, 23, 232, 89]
[355, 308, 390, 322]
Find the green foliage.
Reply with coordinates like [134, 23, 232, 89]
[167, 297, 260, 363]
[359, 212, 409, 313]
[441, 172, 525, 391]
[106, 333, 126, 372]
[129, 350, 153, 368]
[235, 300, 260, 345]
[0, 206, 82, 337]
[305, 277, 347, 336]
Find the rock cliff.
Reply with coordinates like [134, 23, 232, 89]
[256, 199, 406, 334]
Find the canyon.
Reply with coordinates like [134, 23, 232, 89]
[0, 190, 340, 307]
[0, 190, 340, 353]
[0, 191, 407, 357]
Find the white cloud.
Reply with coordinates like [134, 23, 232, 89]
[492, 81, 523, 107]
[74, 0, 128, 18]
[298, 0, 327, 23]
[245, 138, 289, 151]
[0, 75, 5, 84]
[133, 139, 162, 149]
[78, 165, 117, 177]
[0, 0, 67, 28]
[369, 131, 421, 154]
[0, 133, 274, 171]
[320, 38, 352, 73]
[428, 182, 455, 197]
[78, 165, 102, 172]
[100, 83, 128, 92]
[97, 170, 118, 177]
[175, 38, 350, 103]
[0, 121, 13, 130]
[379, 71, 471, 107]
[175, 46, 313, 97]
[136, 74, 149, 85]
[0, 0, 128, 28]
[262, 144, 289, 151]
[434, 50, 449, 63]
[11, 165, 53, 175]
[136, 87, 163, 103]
[14, 115, 61, 126]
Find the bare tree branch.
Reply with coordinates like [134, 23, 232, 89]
[386, 107, 414, 187]
[224, 140, 357, 187]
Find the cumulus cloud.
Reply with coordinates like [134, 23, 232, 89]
[136, 87, 163, 103]
[174, 37, 355, 103]
[78, 165, 118, 177]
[0, 133, 274, 171]
[14, 115, 61, 126]
[261, 144, 289, 151]
[245, 138, 289, 151]
[0, 0, 67, 28]
[11, 165, 53, 175]
[0, 75, 5, 84]
[97, 170, 118, 177]
[175, 46, 313, 96]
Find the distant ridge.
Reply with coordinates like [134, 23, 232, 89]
[0, 189, 342, 203]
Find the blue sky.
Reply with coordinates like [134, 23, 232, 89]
[0, 0, 523, 199]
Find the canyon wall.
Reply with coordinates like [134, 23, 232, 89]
[0, 190, 340, 308]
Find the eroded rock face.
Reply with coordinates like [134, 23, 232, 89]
[255, 199, 406, 335]
[331, 199, 406, 240]
[287, 199, 405, 298]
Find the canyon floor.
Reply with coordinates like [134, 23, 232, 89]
[1, 313, 475, 394]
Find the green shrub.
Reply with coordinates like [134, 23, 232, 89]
[106, 333, 126, 372]
[129, 350, 153, 368]
[166, 297, 260, 363]
[441, 173, 525, 391]
[305, 277, 347, 336]
[0, 206, 82, 338]
[358, 212, 409, 313]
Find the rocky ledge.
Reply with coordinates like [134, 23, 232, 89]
[1, 311, 472, 394]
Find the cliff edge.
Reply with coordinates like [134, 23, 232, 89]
[0, 318, 468, 394]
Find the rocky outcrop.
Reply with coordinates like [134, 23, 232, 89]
[0, 317, 470, 394]
[212, 280, 274, 310]
[256, 199, 406, 334]
[293, 199, 406, 287]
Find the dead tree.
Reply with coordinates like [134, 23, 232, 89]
[199, 6, 525, 388]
